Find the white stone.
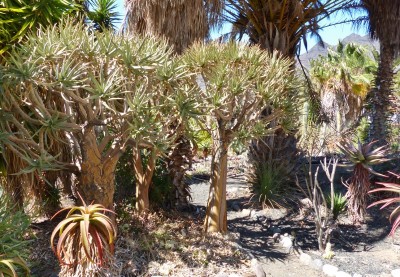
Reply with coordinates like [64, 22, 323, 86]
[311, 259, 324, 270]
[353, 274, 362, 277]
[280, 235, 293, 249]
[242, 208, 251, 217]
[251, 258, 266, 277]
[228, 274, 243, 277]
[392, 268, 400, 277]
[336, 271, 352, 277]
[323, 264, 339, 277]
[299, 253, 312, 265]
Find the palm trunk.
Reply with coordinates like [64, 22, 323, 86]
[168, 135, 192, 209]
[204, 129, 229, 233]
[370, 40, 394, 146]
[78, 129, 119, 210]
[132, 147, 156, 213]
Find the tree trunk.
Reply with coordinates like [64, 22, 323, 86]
[168, 135, 192, 209]
[78, 130, 119, 210]
[132, 147, 156, 213]
[369, 40, 394, 146]
[204, 130, 229, 233]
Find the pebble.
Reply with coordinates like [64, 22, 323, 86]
[353, 274, 362, 277]
[311, 258, 324, 270]
[299, 253, 312, 265]
[241, 208, 251, 217]
[251, 258, 266, 277]
[336, 271, 352, 277]
[323, 264, 339, 277]
[392, 269, 400, 277]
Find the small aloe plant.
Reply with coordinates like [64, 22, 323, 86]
[50, 194, 117, 269]
[337, 140, 388, 222]
[369, 172, 400, 236]
[0, 255, 30, 277]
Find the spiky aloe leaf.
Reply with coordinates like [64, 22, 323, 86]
[50, 194, 116, 267]
[369, 172, 400, 236]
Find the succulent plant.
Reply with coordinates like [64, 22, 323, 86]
[369, 172, 400, 236]
[337, 140, 388, 222]
[50, 194, 116, 271]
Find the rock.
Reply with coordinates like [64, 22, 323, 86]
[272, 233, 281, 242]
[353, 274, 362, 277]
[250, 209, 257, 219]
[392, 269, 400, 277]
[311, 259, 324, 270]
[299, 253, 312, 265]
[228, 274, 243, 277]
[280, 234, 293, 251]
[381, 273, 392, 277]
[232, 204, 241, 211]
[323, 264, 339, 277]
[251, 258, 266, 277]
[270, 226, 281, 234]
[336, 271, 352, 277]
[242, 209, 251, 217]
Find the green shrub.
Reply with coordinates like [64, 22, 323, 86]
[249, 162, 291, 208]
[326, 192, 347, 220]
[0, 192, 31, 276]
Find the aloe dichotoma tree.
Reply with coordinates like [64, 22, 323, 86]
[0, 21, 188, 210]
[124, 0, 224, 209]
[182, 43, 296, 232]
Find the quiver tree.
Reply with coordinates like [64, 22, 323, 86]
[124, 0, 224, 210]
[0, 21, 182, 210]
[182, 43, 296, 232]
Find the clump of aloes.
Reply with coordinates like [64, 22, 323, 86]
[337, 140, 388, 223]
[50, 194, 116, 276]
[369, 172, 400, 236]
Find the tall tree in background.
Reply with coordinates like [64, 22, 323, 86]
[123, 0, 223, 209]
[358, 0, 400, 146]
[221, 0, 353, 186]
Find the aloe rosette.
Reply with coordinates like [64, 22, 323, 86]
[50, 196, 116, 267]
[337, 140, 388, 222]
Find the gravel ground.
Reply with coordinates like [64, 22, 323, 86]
[188, 156, 400, 277]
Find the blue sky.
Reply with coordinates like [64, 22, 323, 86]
[114, 0, 367, 54]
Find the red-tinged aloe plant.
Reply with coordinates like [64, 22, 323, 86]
[0, 255, 29, 277]
[369, 172, 400, 236]
[337, 140, 388, 223]
[50, 194, 117, 272]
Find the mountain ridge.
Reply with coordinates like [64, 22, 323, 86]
[298, 33, 379, 69]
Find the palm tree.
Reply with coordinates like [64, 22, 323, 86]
[123, 0, 223, 209]
[357, 0, 400, 146]
[310, 42, 377, 137]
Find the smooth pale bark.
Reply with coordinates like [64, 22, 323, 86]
[78, 129, 119, 210]
[370, 40, 394, 146]
[204, 129, 229, 233]
[132, 147, 156, 213]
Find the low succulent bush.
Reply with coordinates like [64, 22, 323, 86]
[50, 195, 117, 276]
[326, 192, 347, 220]
[249, 162, 291, 208]
[369, 172, 400, 236]
[337, 140, 388, 222]
[0, 192, 30, 277]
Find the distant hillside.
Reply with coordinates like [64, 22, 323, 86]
[297, 33, 379, 69]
